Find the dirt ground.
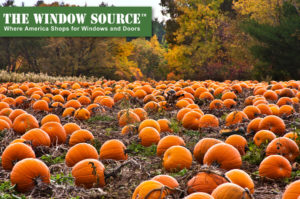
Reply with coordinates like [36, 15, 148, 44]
[0, 88, 299, 198]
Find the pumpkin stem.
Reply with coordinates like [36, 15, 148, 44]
[104, 159, 138, 179]
[144, 185, 184, 199]
[211, 161, 221, 168]
[197, 168, 231, 182]
[243, 188, 254, 199]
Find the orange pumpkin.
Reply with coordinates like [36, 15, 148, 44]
[119, 111, 140, 127]
[10, 158, 50, 193]
[8, 109, 26, 122]
[279, 105, 295, 116]
[41, 122, 66, 145]
[259, 155, 292, 179]
[138, 127, 160, 147]
[99, 139, 128, 161]
[64, 99, 82, 109]
[211, 183, 251, 199]
[157, 135, 186, 156]
[284, 132, 300, 145]
[72, 159, 105, 188]
[223, 99, 237, 108]
[253, 130, 276, 146]
[198, 114, 219, 128]
[225, 111, 248, 126]
[157, 119, 172, 133]
[225, 169, 254, 194]
[243, 106, 261, 119]
[193, 138, 223, 164]
[187, 172, 227, 194]
[132, 108, 148, 121]
[62, 107, 76, 117]
[69, 129, 94, 147]
[247, 118, 263, 134]
[32, 100, 49, 112]
[225, 135, 248, 155]
[282, 180, 300, 199]
[209, 99, 224, 110]
[63, 122, 81, 135]
[132, 180, 167, 199]
[13, 113, 39, 135]
[41, 114, 60, 125]
[138, 119, 161, 133]
[0, 119, 10, 131]
[74, 108, 91, 120]
[182, 111, 202, 130]
[265, 137, 299, 162]
[152, 175, 179, 190]
[259, 115, 286, 135]
[163, 146, 193, 171]
[121, 124, 137, 135]
[0, 107, 13, 117]
[177, 108, 192, 121]
[2, 143, 36, 170]
[203, 143, 242, 170]
[65, 143, 99, 167]
[21, 128, 51, 147]
[0, 116, 12, 128]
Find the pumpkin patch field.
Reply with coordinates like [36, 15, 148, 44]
[0, 79, 300, 199]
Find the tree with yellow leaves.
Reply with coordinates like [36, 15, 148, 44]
[233, 0, 283, 25]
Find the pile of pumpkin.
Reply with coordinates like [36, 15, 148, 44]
[0, 80, 300, 198]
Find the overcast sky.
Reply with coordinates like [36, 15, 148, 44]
[0, 0, 167, 21]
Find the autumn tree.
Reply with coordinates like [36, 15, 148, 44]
[129, 35, 168, 80]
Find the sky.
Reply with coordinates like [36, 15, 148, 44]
[0, 0, 167, 21]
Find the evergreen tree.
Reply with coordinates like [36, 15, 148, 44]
[242, 1, 300, 80]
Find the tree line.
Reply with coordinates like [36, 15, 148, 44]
[0, 0, 299, 81]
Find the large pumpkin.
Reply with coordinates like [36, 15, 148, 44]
[182, 111, 202, 130]
[253, 130, 276, 146]
[211, 183, 251, 199]
[72, 159, 105, 188]
[152, 175, 179, 190]
[157, 135, 186, 156]
[41, 114, 60, 125]
[225, 135, 248, 156]
[193, 138, 223, 164]
[69, 129, 94, 147]
[99, 139, 128, 161]
[138, 119, 161, 133]
[259, 155, 292, 179]
[2, 143, 36, 170]
[41, 122, 67, 145]
[132, 180, 168, 199]
[21, 128, 51, 147]
[259, 115, 286, 135]
[65, 143, 99, 167]
[138, 127, 160, 147]
[13, 113, 39, 135]
[119, 110, 140, 127]
[187, 172, 227, 194]
[10, 158, 50, 193]
[225, 169, 254, 194]
[63, 122, 81, 135]
[163, 146, 193, 172]
[265, 137, 299, 162]
[203, 143, 242, 170]
[225, 111, 248, 126]
[282, 180, 300, 199]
